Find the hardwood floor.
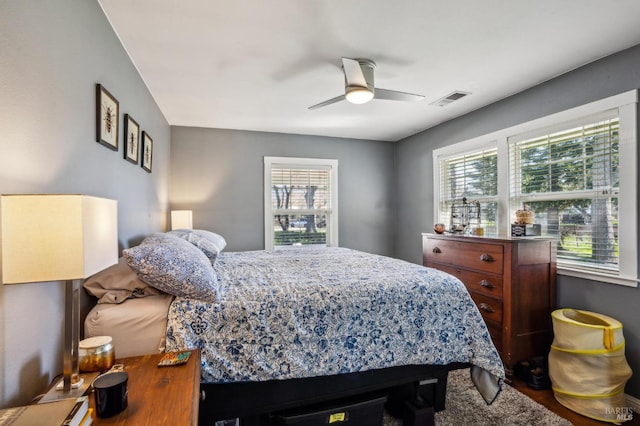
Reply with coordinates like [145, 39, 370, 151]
[510, 377, 639, 425]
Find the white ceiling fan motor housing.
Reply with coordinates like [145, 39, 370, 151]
[345, 59, 375, 104]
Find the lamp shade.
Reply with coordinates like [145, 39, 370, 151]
[0, 194, 118, 284]
[171, 210, 193, 230]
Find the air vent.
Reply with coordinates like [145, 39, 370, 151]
[429, 91, 470, 107]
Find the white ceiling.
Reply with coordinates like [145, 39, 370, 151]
[98, 0, 640, 142]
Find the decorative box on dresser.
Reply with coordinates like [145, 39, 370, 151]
[422, 233, 557, 377]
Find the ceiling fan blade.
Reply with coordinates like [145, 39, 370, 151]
[341, 58, 367, 88]
[308, 94, 346, 110]
[374, 88, 425, 102]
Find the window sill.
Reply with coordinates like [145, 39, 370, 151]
[558, 266, 638, 288]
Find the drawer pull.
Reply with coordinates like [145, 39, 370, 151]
[432, 246, 442, 254]
[479, 253, 494, 262]
[479, 303, 494, 313]
[479, 279, 495, 289]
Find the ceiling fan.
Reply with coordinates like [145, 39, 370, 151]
[308, 57, 425, 110]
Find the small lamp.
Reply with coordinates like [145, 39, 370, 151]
[0, 194, 118, 395]
[171, 210, 193, 230]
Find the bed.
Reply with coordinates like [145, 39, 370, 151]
[83, 230, 504, 424]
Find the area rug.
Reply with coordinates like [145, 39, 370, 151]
[384, 368, 572, 425]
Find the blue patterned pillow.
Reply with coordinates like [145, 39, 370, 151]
[123, 233, 217, 300]
[167, 229, 226, 265]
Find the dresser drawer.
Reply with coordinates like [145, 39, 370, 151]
[429, 263, 503, 298]
[468, 292, 503, 324]
[423, 239, 504, 275]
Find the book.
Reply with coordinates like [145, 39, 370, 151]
[62, 396, 89, 426]
[78, 408, 93, 426]
[0, 396, 88, 426]
[157, 350, 191, 367]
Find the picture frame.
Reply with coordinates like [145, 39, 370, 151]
[123, 114, 140, 164]
[96, 84, 119, 150]
[141, 131, 153, 173]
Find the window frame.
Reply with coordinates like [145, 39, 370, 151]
[264, 156, 339, 250]
[433, 90, 638, 287]
[433, 140, 500, 233]
[508, 113, 621, 273]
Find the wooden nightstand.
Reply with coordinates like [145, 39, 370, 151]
[89, 350, 201, 425]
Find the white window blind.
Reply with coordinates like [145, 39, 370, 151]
[264, 157, 338, 250]
[509, 113, 620, 273]
[438, 148, 499, 234]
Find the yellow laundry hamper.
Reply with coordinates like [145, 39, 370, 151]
[548, 309, 633, 423]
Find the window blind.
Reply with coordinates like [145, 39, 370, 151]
[438, 148, 498, 233]
[509, 116, 620, 272]
[271, 166, 330, 211]
[270, 165, 331, 247]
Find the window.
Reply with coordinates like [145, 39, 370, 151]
[264, 157, 338, 250]
[437, 147, 499, 235]
[509, 114, 620, 273]
[433, 90, 637, 286]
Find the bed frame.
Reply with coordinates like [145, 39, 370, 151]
[199, 362, 470, 425]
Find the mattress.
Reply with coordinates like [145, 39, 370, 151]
[165, 247, 504, 393]
[84, 293, 174, 359]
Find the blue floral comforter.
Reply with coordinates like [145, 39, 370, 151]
[165, 247, 504, 391]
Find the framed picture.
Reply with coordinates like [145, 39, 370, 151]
[123, 114, 140, 164]
[96, 84, 119, 150]
[141, 131, 153, 173]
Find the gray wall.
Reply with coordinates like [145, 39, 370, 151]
[170, 127, 396, 256]
[0, 1, 170, 407]
[2, 0, 638, 408]
[396, 44, 640, 398]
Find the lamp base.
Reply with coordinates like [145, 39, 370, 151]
[55, 376, 84, 391]
[38, 372, 99, 403]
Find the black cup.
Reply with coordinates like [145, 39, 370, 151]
[93, 371, 128, 418]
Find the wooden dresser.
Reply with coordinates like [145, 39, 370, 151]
[422, 233, 556, 376]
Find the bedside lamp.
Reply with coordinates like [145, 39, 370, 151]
[171, 210, 193, 230]
[0, 194, 118, 394]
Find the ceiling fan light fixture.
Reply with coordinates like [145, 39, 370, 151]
[345, 86, 374, 104]
[308, 57, 423, 110]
